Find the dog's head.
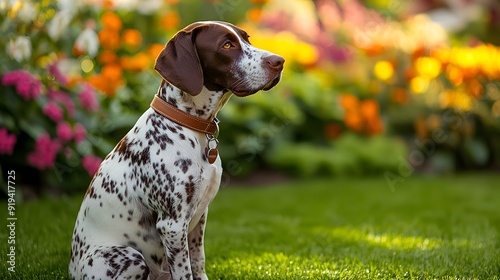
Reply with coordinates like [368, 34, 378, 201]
[155, 21, 284, 97]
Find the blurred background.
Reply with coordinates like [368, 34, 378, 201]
[1, 0, 499, 197]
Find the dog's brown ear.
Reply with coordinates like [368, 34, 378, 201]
[154, 24, 206, 96]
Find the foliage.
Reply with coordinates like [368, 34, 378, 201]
[2, 175, 500, 279]
[267, 133, 407, 177]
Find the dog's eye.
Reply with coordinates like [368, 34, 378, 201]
[222, 42, 232, 49]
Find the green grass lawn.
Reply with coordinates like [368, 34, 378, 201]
[1, 174, 499, 279]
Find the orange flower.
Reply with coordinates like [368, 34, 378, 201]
[366, 117, 383, 135]
[340, 94, 359, 111]
[461, 66, 478, 81]
[247, 8, 263, 23]
[98, 28, 120, 50]
[122, 29, 142, 49]
[446, 65, 463, 86]
[345, 111, 363, 132]
[411, 46, 426, 61]
[101, 12, 122, 31]
[102, 64, 123, 82]
[363, 44, 385, 57]
[405, 67, 417, 81]
[467, 79, 483, 99]
[88, 64, 124, 96]
[68, 77, 83, 88]
[98, 50, 118, 64]
[363, 100, 384, 135]
[88, 75, 106, 94]
[160, 11, 180, 30]
[121, 53, 151, 72]
[148, 43, 165, 59]
[360, 99, 379, 120]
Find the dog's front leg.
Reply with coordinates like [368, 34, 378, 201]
[157, 218, 193, 280]
[188, 211, 209, 280]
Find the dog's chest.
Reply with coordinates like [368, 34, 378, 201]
[129, 110, 222, 222]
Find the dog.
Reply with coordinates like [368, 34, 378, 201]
[69, 21, 284, 280]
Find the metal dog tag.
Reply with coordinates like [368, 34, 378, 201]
[204, 147, 218, 164]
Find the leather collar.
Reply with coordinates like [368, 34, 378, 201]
[150, 95, 220, 164]
[150, 95, 219, 136]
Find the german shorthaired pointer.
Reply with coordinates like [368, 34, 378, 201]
[69, 21, 284, 280]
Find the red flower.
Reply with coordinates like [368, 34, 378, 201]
[0, 128, 16, 155]
[27, 133, 60, 170]
[57, 122, 73, 142]
[78, 83, 99, 112]
[43, 102, 63, 122]
[1, 70, 41, 100]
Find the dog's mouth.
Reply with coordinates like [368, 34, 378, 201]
[230, 73, 282, 97]
[262, 74, 282, 91]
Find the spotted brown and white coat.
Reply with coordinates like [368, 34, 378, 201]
[69, 21, 284, 280]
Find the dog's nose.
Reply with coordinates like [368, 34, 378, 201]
[265, 55, 285, 71]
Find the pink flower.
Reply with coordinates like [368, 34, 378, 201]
[48, 89, 75, 118]
[57, 122, 73, 142]
[78, 83, 99, 112]
[82, 154, 102, 176]
[43, 102, 63, 122]
[48, 63, 68, 86]
[16, 81, 31, 99]
[27, 133, 60, 170]
[30, 79, 41, 99]
[73, 123, 87, 143]
[1, 70, 41, 100]
[1, 71, 24, 85]
[0, 128, 16, 155]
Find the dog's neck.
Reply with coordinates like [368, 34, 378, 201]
[157, 80, 232, 120]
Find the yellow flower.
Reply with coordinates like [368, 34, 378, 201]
[295, 41, 318, 66]
[415, 57, 441, 79]
[410, 76, 429, 94]
[373, 60, 394, 81]
[250, 30, 318, 67]
[440, 88, 473, 111]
